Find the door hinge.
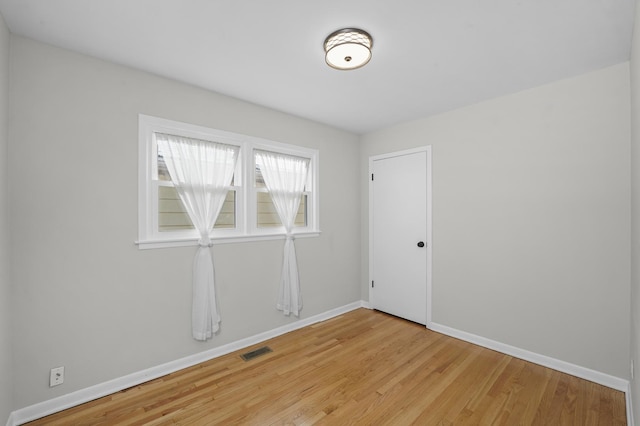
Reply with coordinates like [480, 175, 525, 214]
[372, 280, 375, 288]
[371, 173, 374, 181]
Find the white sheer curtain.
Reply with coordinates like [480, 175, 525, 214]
[156, 133, 239, 341]
[255, 150, 310, 317]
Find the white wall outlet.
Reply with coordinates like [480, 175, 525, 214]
[50, 366, 64, 387]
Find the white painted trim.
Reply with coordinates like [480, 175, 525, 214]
[369, 145, 431, 160]
[368, 146, 433, 326]
[627, 381, 635, 426]
[136, 231, 321, 250]
[8, 301, 365, 426]
[8, 302, 630, 426]
[425, 147, 433, 327]
[5, 413, 15, 426]
[430, 321, 629, 392]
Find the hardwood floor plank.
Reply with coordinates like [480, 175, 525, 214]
[529, 370, 562, 425]
[452, 353, 512, 425]
[26, 309, 626, 425]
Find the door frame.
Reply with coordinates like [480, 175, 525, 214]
[369, 146, 433, 328]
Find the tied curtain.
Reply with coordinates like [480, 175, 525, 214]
[255, 150, 310, 317]
[156, 133, 239, 341]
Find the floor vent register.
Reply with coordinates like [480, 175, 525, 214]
[240, 346, 273, 361]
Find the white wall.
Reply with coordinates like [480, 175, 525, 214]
[361, 63, 631, 379]
[8, 36, 361, 409]
[0, 12, 12, 425]
[630, 0, 640, 421]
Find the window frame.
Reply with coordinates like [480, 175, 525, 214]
[137, 114, 320, 249]
[249, 140, 317, 236]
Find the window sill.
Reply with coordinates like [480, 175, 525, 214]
[135, 231, 321, 250]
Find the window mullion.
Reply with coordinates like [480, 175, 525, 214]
[243, 143, 255, 236]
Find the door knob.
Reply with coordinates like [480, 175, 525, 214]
[417, 241, 425, 248]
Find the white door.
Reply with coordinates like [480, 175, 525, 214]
[370, 148, 430, 325]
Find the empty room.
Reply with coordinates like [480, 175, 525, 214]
[1, 0, 640, 425]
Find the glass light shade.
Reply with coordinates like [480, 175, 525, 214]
[324, 28, 373, 70]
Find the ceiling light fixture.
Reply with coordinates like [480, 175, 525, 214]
[324, 28, 373, 70]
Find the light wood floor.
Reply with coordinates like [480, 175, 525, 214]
[28, 308, 626, 425]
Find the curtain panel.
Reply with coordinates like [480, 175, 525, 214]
[255, 150, 310, 316]
[157, 133, 239, 340]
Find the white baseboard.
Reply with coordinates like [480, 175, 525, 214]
[431, 322, 636, 425]
[5, 413, 15, 426]
[628, 381, 635, 426]
[8, 301, 366, 426]
[429, 321, 629, 392]
[7, 303, 632, 426]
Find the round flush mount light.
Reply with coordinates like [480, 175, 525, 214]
[324, 28, 373, 70]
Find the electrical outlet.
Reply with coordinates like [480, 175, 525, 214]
[50, 366, 64, 387]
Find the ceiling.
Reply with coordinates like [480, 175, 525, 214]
[0, 0, 634, 134]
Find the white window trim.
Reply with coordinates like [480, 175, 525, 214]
[137, 114, 320, 249]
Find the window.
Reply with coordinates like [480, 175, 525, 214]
[254, 151, 309, 229]
[138, 115, 319, 249]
